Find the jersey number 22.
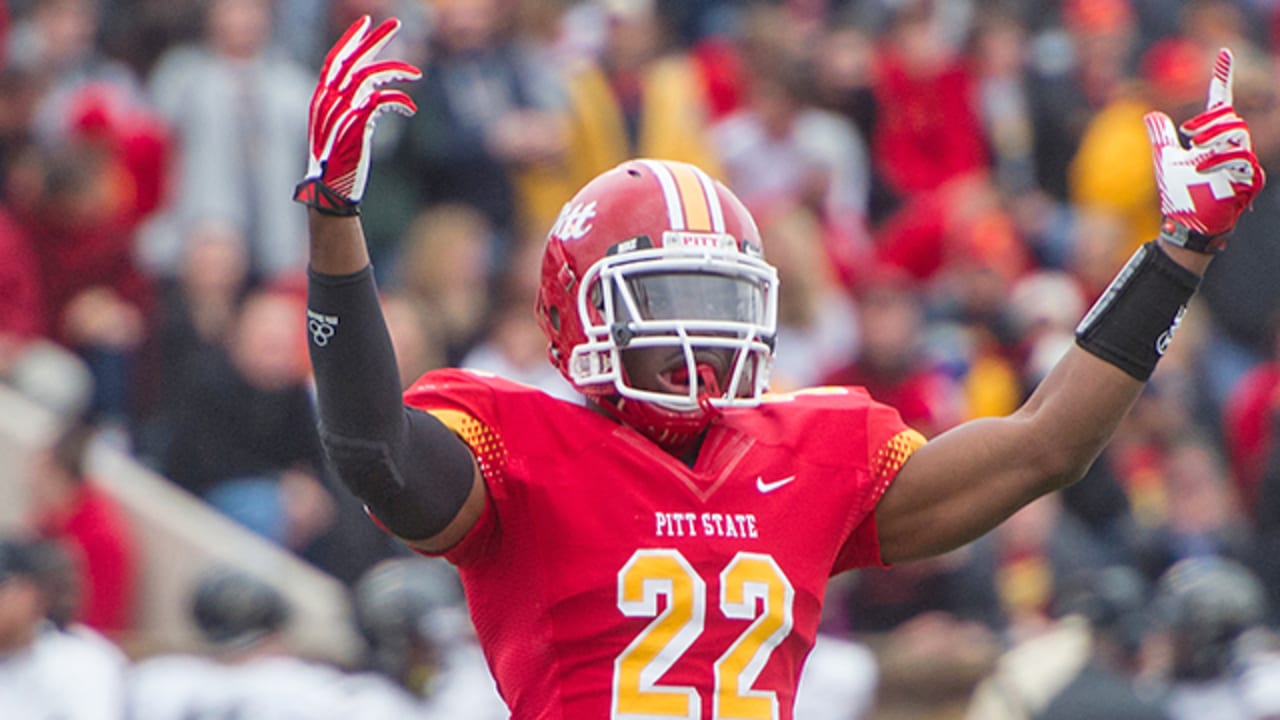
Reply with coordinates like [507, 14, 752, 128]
[612, 548, 795, 720]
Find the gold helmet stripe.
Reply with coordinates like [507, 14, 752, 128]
[666, 161, 715, 232]
[636, 159, 725, 234]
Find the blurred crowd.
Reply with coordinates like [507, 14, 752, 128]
[0, 536, 511, 718]
[3, 0, 1280, 717]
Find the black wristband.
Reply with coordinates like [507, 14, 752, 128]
[293, 177, 360, 216]
[1158, 217, 1226, 254]
[1075, 241, 1201, 381]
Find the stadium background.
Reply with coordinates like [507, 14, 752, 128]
[2, 0, 1280, 717]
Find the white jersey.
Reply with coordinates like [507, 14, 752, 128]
[1165, 652, 1280, 720]
[127, 654, 232, 720]
[1240, 652, 1280, 718]
[0, 625, 128, 720]
[421, 642, 509, 720]
[793, 633, 879, 720]
[331, 670, 435, 718]
[128, 653, 432, 720]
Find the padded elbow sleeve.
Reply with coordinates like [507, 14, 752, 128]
[321, 407, 477, 541]
[308, 267, 476, 540]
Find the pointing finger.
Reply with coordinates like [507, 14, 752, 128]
[1207, 48, 1234, 110]
[1145, 111, 1178, 149]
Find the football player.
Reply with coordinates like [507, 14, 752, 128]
[353, 557, 507, 717]
[294, 17, 1265, 720]
[128, 567, 434, 719]
[1152, 557, 1280, 719]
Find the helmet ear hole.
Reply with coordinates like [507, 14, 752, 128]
[548, 305, 561, 333]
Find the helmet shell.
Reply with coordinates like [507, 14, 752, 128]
[535, 159, 777, 450]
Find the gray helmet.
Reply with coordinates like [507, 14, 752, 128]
[1055, 565, 1150, 658]
[1154, 556, 1268, 680]
[353, 557, 466, 689]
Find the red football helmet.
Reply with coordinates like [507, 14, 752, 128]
[535, 159, 779, 451]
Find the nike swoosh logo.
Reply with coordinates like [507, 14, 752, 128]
[756, 475, 796, 493]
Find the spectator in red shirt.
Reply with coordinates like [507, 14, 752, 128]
[26, 421, 138, 638]
[8, 141, 153, 434]
[0, 203, 45, 357]
[820, 272, 963, 439]
[871, 0, 988, 202]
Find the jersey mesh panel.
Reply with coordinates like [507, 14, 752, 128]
[428, 408, 508, 487]
[871, 429, 926, 499]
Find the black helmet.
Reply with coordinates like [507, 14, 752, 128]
[24, 540, 82, 630]
[353, 557, 465, 689]
[1055, 565, 1150, 658]
[190, 567, 290, 649]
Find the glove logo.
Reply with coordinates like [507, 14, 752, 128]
[1156, 306, 1187, 356]
[308, 309, 339, 347]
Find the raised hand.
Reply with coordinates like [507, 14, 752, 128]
[1145, 48, 1265, 253]
[293, 16, 421, 216]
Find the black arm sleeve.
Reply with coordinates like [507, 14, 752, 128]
[307, 266, 476, 540]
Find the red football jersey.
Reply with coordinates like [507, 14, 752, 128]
[401, 369, 925, 720]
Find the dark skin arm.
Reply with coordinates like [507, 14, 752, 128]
[875, 242, 1212, 563]
[313, 207, 1208, 560]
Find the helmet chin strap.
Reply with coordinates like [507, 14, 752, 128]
[594, 392, 713, 459]
[695, 364, 725, 422]
[696, 363, 723, 399]
[587, 355, 727, 458]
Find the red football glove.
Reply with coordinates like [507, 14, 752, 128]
[1145, 48, 1266, 253]
[293, 16, 421, 216]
